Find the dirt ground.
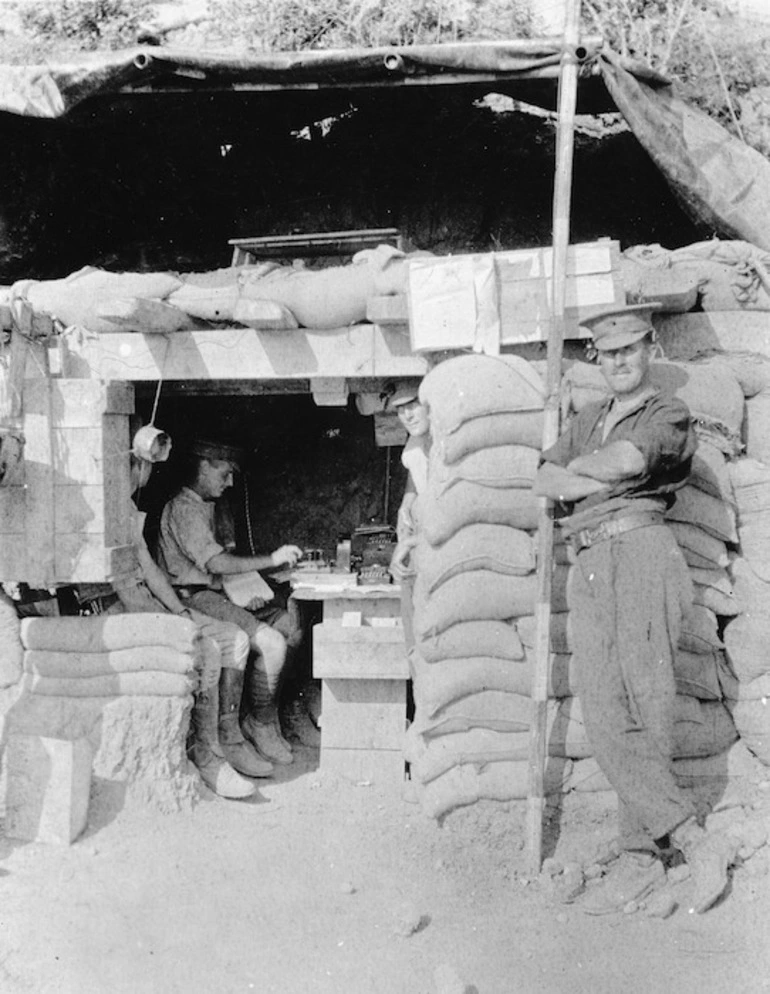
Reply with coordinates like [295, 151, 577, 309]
[2, 740, 769, 994]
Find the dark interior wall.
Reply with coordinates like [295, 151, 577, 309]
[0, 87, 704, 280]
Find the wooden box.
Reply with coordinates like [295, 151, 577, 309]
[313, 621, 408, 785]
[407, 239, 624, 353]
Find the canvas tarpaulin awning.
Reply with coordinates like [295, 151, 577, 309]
[599, 50, 770, 253]
[0, 40, 606, 119]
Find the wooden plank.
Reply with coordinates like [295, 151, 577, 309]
[101, 414, 132, 547]
[22, 379, 54, 586]
[61, 325, 424, 382]
[323, 595, 401, 623]
[313, 624, 408, 679]
[320, 747, 406, 786]
[320, 678, 406, 750]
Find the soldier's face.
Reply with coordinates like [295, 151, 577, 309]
[395, 399, 430, 437]
[197, 458, 235, 500]
[598, 338, 651, 396]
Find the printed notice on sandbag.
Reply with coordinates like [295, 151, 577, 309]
[407, 241, 623, 353]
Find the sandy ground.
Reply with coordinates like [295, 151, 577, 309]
[1, 743, 769, 994]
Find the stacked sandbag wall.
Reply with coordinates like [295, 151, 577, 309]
[404, 353, 556, 819]
[722, 458, 770, 766]
[4, 613, 202, 812]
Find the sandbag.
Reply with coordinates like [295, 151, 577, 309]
[0, 587, 23, 688]
[729, 457, 770, 582]
[673, 740, 768, 786]
[720, 672, 770, 702]
[413, 571, 538, 638]
[416, 619, 525, 663]
[668, 522, 730, 569]
[22, 670, 194, 698]
[407, 727, 533, 785]
[674, 647, 731, 700]
[690, 567, 739, 617]
[167, 280, 240, 321]
[415, 525, 535, 594]
[95, 296, 191, 333]
[745, 390, 770, 465]
[680, 605, 724, 654]
[723, 557, 770, 682]
[547, 695, 736, 761]
[411, 652, 533, 715]
[568, 740, 764, 793]
[20, 614, 198, 653]
[419, 353, 544, 436]
[24, 645, 195, 679]
[25, 267, 182, 333]
[412, 690, 532, 737]
[433, 411, 545, 464]
[665, 485, 738, 544]
[689, 440, 734, 502]
[420, 483, 540, 546]
[238, 258, 375, 329]
[728, 698, 770, 764]
[429, 444, 539, 493]
[231, 297, 300, 330]
[418, 757, 572, 818]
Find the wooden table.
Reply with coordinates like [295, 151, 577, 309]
[291, 579, 408, 786]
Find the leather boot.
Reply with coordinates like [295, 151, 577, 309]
[189, 688, 255, 799]
[218, 668, 274, 778]
[242, 710, 294, 765]
[672, 817, 737, 914]
[281, 698, 321, 748]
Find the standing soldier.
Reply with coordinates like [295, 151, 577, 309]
[534, 303, 734, 915]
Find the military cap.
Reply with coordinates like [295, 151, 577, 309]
[580, 302, 662, 351]
[188, 437, 244, 469]
[381, 379, 421, 410]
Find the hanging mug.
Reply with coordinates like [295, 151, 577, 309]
[132, 425, 172, 463]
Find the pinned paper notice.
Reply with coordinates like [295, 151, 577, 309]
[341, 612, 362, 628]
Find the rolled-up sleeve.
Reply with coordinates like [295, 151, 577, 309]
[626, 396, 695, 474]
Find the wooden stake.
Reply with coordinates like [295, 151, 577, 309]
[526, 0, 582, 878]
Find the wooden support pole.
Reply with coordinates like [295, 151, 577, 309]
[526, 0, 582, 877]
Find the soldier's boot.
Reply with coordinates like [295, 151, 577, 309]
[242, 705, 294, 766]
[218, 668, 274, 778]
[281, 697, 322, 748]
[188, 687, 255, 799]
[672, 816, 736, 914]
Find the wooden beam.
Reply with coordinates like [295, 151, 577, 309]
[60, 325, 427, 383]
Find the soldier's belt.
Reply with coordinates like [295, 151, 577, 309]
[568, 511, 665, 554]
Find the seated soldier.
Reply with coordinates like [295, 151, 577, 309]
[157, 437, 303, 766]
[76, 421, 269, 800]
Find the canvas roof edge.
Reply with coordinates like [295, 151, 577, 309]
[0, 36, 614, 121]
